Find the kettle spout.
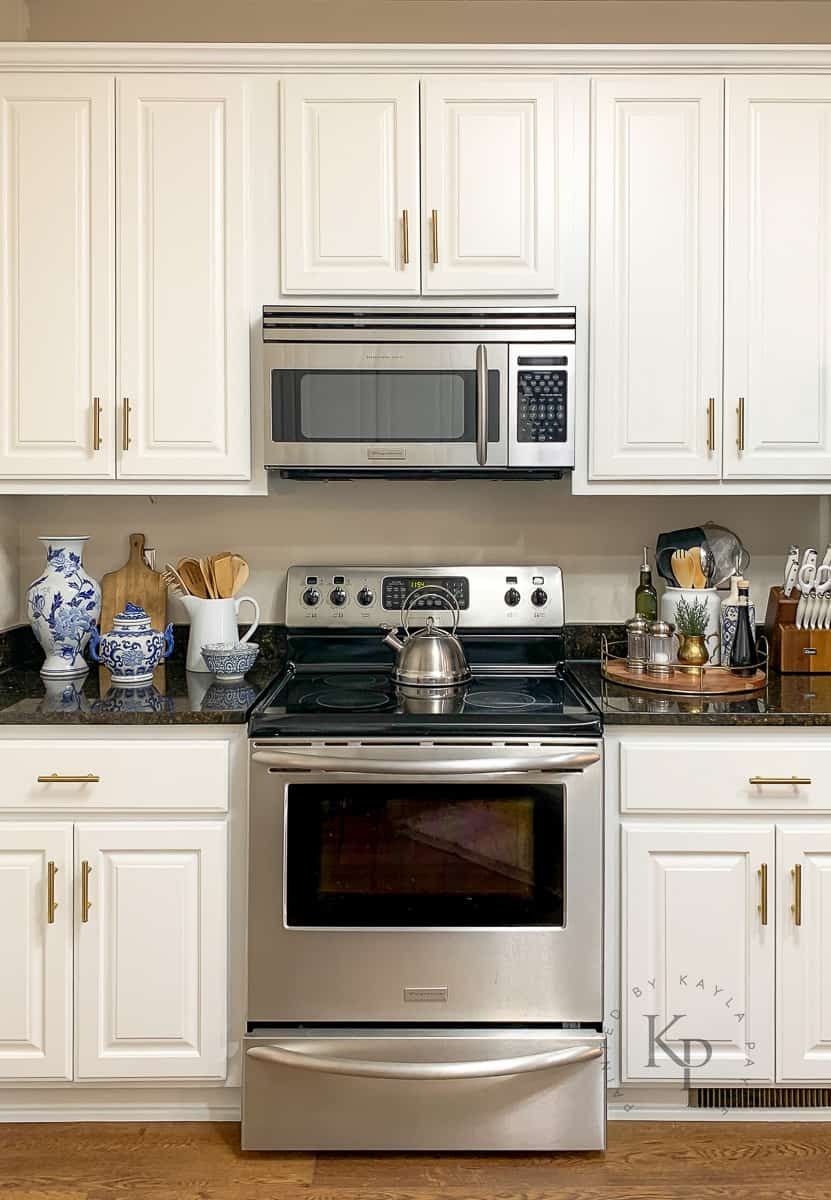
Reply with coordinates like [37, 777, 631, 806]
[382, 627, 405, 653]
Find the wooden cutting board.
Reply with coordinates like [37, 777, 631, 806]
[98, 533, 167, 690]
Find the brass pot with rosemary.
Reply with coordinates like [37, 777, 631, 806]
[673, 596, 720, 673]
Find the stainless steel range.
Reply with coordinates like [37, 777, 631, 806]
[243, 565, 605, 1152]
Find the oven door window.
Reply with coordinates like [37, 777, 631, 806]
[285, 784, 564, 928]
[271, 369, 500, 443]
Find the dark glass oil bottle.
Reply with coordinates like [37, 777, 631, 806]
[635, 546, 658, 621]
[730, 581, 756, 677]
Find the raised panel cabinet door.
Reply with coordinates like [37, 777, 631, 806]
[281, 75, 420, 294]
[725, 79, 831, 478]
[0, 74, 115, 478]
[117, 76, 250, 479]
[0, 823, 72, 1079]
[421, 76, 557, 295]
[590, 77, 723, 479]
[623, 823, 775, 1083]
[75, 821, 226, 1080]
[778, 827, 831, 1080]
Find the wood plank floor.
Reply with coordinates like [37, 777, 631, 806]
[1, 1120, 831, 1199]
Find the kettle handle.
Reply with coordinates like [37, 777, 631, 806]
[401, 585, 461, 636]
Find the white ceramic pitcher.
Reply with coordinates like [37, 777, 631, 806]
[181, 595, 260, 673]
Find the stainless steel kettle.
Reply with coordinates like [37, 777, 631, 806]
[382, 586, 471, 687]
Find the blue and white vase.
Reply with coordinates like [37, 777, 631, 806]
[26, 536, 101, 678]
[89, 603, 174, 686]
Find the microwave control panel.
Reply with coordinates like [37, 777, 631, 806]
[516, 357, 568, 443]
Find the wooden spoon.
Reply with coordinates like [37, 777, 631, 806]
[671, 549, 694, 589]
[177, 557, 210, 599]
[200, 557, 218, 599]
[689, 547, 708, 589]
[211, 553, 236, 599]
[229, 555, 249, 594]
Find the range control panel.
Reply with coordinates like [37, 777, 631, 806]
[286, 566, 564, 629]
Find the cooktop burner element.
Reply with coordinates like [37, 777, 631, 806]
[248, 564, 602, 740]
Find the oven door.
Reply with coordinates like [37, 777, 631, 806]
[248, 740, 603, 1024]
[264, 342, 508, 469]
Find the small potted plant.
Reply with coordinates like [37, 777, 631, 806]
[673, 596, 719, 672]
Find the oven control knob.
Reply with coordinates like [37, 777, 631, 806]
[531, 588, 548, 608]
[504, 588, 521, 607]
[302, 587, 320, 607]
[330, 587, 348, 607]
[356, 587, 375, 607]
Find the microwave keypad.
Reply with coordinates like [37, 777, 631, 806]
[517, 371, 567, 443]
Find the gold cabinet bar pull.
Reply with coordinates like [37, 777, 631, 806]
[706, 397, 715, 453]
[47, 861, 58, 925]
[792, 863, 802, 927]
[92, 396, 102, 451]
[122, 397, 131, 451]
[37, 773, 100, 784]
[749, 776, 812, 786]
[758, 863, 768, 926]
[736, 396, 745, 452]
[402, 209, 409, 266]
[431, 209, 439, 265]
[81, 860, 92, 923]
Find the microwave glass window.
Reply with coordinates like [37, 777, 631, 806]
[285, 783, 565, 928]
[272, 369, 499, 443]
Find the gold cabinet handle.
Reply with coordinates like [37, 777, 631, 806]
[758, 863, 768, 926]
[122, 397, 131, 451]
[81, 860, 92, 923]
[47, 860, 58, 925]
[792, 863, 802, 927]
[431, 209, 439, 265]
[749, 776, 812, 786]
[706, 397, 715, 453]
[736, 396, 745, 452]
[37, 773, 100, 784]
[402, 209, 409, 266]
[92, 396, 103, 451]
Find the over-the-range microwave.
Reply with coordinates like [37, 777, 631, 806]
[262, 307, 576, 478]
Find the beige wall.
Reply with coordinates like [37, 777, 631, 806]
[0, 0, 28, 39]
[24, 0, 831, 44]
[0, 498, 20, 630]
[14, 487, 818, 626]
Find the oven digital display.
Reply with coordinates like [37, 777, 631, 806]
[382, 575, 469, 610]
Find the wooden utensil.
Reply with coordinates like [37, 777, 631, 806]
[177, 557, 210, 599]
[211, 553, 236, 599]
[162, 563, 190, 596]
[100, 534, 167, 689]
[230, 555, 249, 594]
[201, 557, 218, 599]
[671, 550, 694, 589]
[689, 547, 708, 589]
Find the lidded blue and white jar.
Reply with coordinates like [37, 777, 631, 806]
[26, 536, 101, 677]
[90, 603, 174, 686]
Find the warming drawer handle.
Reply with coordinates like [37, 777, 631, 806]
[246, 1042, 602, 1080]
[251, 749, 600, 775]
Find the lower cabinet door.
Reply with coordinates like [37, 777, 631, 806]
[623, 823, 775, 1082]
[0, 822, 72, 1080]
[778, 826, 831, 1081]
[75, 821, 227, 1080]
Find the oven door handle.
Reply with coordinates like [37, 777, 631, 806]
[251, 749, 600, 774]
[247, 1042, 602, 1080]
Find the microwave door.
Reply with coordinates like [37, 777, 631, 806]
[265, 343, 508, 469]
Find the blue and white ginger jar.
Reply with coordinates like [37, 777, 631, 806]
[90, 603, 174, 685]
[26, 536, 101, 678]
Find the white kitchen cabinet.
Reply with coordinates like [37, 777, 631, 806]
[0, 74, 115, 479]
[724, 78, 831, 479]
[281, 75, 421, 295]
[421, 76, 557, 294]
[0, 823, 72, 1080]
[590, 77, 724, 480]
[117, 75, 250, 479]
[623, 822, 774, 1082]
[75, 821, 226, 1080]
[778, 827, 831, 1080]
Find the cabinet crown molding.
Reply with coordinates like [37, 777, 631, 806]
[2, 42, 831, 72]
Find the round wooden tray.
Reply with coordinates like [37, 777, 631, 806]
[602, 658, 766, 696]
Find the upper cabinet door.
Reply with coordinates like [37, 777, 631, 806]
[724, 78, 831, 479]
[117, 76, 250, 479]
[281, 75, 420, 295]
[590, 77, 724, 480]
[0, 74, 114, 479]
[421, 76, 557, 295]
[0, 823, 72, 1080]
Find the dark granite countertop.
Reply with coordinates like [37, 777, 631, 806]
[0, 625, 286, 726]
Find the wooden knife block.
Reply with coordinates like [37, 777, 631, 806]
[765, 586, 831, 674]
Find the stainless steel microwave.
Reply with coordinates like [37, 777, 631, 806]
[262, 307, 576, 478]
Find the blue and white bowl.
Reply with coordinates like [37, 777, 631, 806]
[201, 641, 260, 681]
